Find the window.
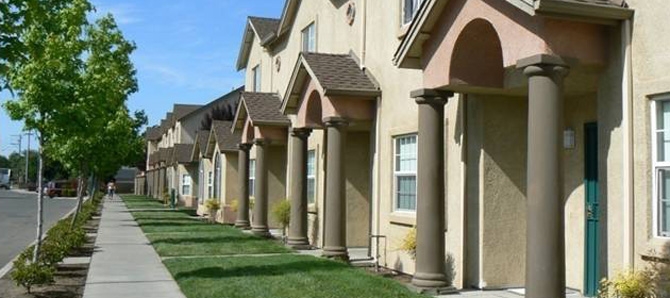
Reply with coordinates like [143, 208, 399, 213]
[249, 159, 256, 197]
[198, 161, 205, 204]
[252, 65, 261, 92]
[394, 134, 417, 211]
[307, 150, 316, 204]
[653, 98, 670, 237]
[403, 0, 423, 25]
[301, 22, 316, 52]
[207, 171, 213, 200]
[181, 174, 191, 196]
[213, 153, 221, 199]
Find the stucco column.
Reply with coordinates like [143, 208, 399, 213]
[235, 143, 252, 229]
[410, 89, 452, 293]
[322, 117, 349, 260]
[288, 127, 312, 248]
[251, 138, 270, 237]
[518, 54, 569, 298]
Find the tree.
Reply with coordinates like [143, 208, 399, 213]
[0, 154, 9, 168]
[3, 0, 92, 263]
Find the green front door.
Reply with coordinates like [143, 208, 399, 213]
[584, 122, 600, 296]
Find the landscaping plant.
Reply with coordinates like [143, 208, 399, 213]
[272, 200, 291, 238]
[399, 226, 417, 260]
[204, 198, 221, 222]
[598, 268, 657, 298]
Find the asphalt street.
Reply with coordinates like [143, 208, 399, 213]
[0, 189, 77, 269]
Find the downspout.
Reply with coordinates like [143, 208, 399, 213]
[621, 18, 634, 269]
[360, 0, 367, 69]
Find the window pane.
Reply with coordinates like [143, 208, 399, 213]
[396, 175, 416, 210]
[307, 150, 316, 176]
[658, 131, 670, 162]
[657, 101, 670, 130]
[396, 135, 417, 172]
[660, 169, 670, 235]
[307, 178, 316, 204]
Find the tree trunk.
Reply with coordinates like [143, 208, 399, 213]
[70, 172, 85, 229]
[32, 137, 44, 263]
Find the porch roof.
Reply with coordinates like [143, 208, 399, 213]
[172, 144, 194, 165]
[393, 0, 633, 69]
[145, 125, 162, 141]
[233, 92, 289, 132]
[281, 52, 380, 113]
[192, 130, 210, 160]
[208, 120, 241, 155]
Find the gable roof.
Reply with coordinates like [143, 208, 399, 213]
[282, 52, 380, 113]
[236, 17, 281, 70]
[192, 130, 211, 160]
[145, 125, 162, 141]
[172, 144, 194, 164]
[394, 0, 632, 69]
[233, 92, 290, 131]
[172, 104, 202, 125]
[207, 121, 241, 156]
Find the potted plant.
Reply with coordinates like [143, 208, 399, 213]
[204, 198, 220, 223]
[271, 200, 291, 242]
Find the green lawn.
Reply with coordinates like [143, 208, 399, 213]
[122, 195, 166, 209]
[120, 195, 427, 298]
[164, 255, 427, 298]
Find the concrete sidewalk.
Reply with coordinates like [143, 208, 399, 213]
[82, 197, 186, 298]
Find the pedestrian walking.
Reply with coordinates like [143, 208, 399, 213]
[107, 179, 116, 199]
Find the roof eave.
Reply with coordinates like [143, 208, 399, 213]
[323, 88, 381, 98]
[393, 0, 442, 69]
[236, 24, 255, 71]
[535, 0, 634, 23]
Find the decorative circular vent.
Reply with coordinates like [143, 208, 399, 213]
[346, 2, 356, 26]
[275, 56, 281, 72]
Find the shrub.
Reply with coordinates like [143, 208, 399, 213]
[598, 268, 657, 298]
[271, 200, 291, 235]
[229, 199, 239, 212]
[204, 198, 221, 212]
[399, 227, 417, 260]
[10, 260, 54, 293]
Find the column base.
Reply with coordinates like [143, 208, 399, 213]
[322, 246, 349, 261]
[234, 220, 250, 229]
[407, 284, 456, 295]
[411, 272, 450, 289]
[251, 225, 270, 237]
[287, 237, 311, 249]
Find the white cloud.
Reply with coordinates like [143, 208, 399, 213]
[93, 2, 142, 25]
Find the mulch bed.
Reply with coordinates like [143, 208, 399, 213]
[0, 213, 100, 298]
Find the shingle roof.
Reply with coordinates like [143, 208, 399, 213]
[196, 130, 210, 156]
[148, 152, 158, 165]
[145, 125, 162, 141]
[241, 92, 290, 125]
[165, 147, 174, 164]
[302, 53, 379, 94]
[158, 148, 168, 163]
[173, 104, 202, 121]
[173, 144, 194, 164]
[248, 17, 280, 42]
[212, 121, 241, 152]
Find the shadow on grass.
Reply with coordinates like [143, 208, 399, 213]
[173, 259, 346, 280]
[127, 209, 198, 216]
[138, 221, 209, 228]
[150, 235, 266, 245]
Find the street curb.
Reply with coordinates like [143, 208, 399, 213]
[0, 196, 89, 279]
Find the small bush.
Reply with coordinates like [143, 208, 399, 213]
[399, 227, 417, 260]
[271, 200, 291, 235]
[229, 199, 239, 212]
[11, 259, 54, 293]
[598, 268, 657, 298]
[204, 198, 221, 212]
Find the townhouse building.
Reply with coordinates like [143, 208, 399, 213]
[141, 0, 670, 297]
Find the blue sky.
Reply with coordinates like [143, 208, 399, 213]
[0, 0, 284, 157]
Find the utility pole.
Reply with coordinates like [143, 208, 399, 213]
[10, 134, 22, 185]
[25, 131, 33, 184]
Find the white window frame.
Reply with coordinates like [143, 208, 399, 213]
[181, 173, 191, 196]
[301, 22, 316, 52]
[402, 0, 422, 25]
[307, 149, 317, 204]
[393, 134, 418, 212]
[252, 65, 261, 92]
[651, 96, 670, 238]
[198, 161, 205, 204]
[249, 159, 256, 197]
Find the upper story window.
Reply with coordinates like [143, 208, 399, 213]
[302, 22, 316, 52]
[403, 0, 423, 25]
[393, 134, 417, 212]
[652, 97, 670, 237]
[307, 150, 317, 204]
[252, 65, 261, 92]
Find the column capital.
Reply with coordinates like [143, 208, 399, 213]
[517, 54, 569, 78]
[253, 138, 270, 146]
[290, 127, 312, 139]
[323, 117, 349, 128]
[411, 89, 452, 106]
[237, 143, 252, 151]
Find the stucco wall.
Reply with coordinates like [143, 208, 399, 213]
[345, 131, 372, 247]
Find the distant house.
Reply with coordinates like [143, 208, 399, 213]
[114, 167, 138, 194]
